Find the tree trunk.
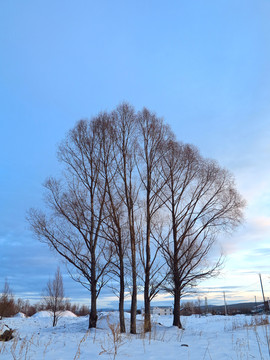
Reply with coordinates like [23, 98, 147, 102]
[144, 292, 151, 332]
[130, 221, 137, 334]
[119, 253, 126, 333]
[130, 236, 137, 334]
[53, 312, 57, 327]
[89, 284, 97, 328]
[171, 181, 182, 329]
[144, 192, 151, 332]
[89, 257, 97, 329]
[173, 288, 182, 328]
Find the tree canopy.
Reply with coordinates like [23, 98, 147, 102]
[28, 103, 245, 332]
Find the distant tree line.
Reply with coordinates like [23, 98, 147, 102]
[0, 279, 90, 319]
[180, 301, 255, 316]
[27, 103, 245, 332]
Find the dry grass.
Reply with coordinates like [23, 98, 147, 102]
[232, 315, 269, 331]
[73, 331, 90, 360]
[230, 315, 270, 360]
[99, 316, 127, 360]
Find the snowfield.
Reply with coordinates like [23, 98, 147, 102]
[1, 311, 270, 359]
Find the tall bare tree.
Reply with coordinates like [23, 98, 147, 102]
[137, 108, 172, 332]
[159, 140, 245, 328]
[112, 103, 140, 334]
[43, 267, 65, 327]
[27, 103, 245, 334]
[28, 115, 113, 329]
[100, 120, 128, 333]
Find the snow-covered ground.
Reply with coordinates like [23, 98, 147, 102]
[1, 311, 270, 359]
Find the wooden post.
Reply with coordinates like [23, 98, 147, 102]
[223, 291, 227, 316]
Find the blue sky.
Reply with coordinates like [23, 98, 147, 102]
[1, 0, 270, 308]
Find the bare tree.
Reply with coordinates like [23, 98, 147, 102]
[136, 108, 172, 332]
[28, 115, 113, 328]
[0, 280, 15, 319]
[112, 103, 140, 334]
[100, 117, 129, 333]
[43, 267, 65, 327]
[27, 103, 245, 334]
[159, 140, 245, 328]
